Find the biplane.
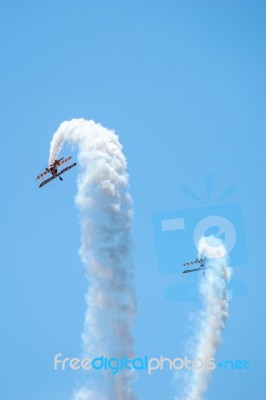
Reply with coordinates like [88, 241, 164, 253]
[182, 256, 207, 274]
[35, 156, 77, 188]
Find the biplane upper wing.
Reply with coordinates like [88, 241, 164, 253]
[57, 156, 72, 166]
[183, 259, 199, 266]
[35, 170, 49, 181]
[183, 257, 206, 267]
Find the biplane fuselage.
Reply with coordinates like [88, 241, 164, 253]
[44, 158, 62, 177]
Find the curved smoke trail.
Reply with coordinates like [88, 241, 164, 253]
[49, 119, 137, 400]
[176, 236, 232, 400]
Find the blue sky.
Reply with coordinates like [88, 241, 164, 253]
[1, 1, 266, 399]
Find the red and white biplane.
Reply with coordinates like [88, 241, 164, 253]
[35, 156, 77, 188]
[182, 257, 207, 274]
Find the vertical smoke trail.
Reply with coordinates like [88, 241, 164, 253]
[176, 236, 232, 400]
[49, 119, 137, 400]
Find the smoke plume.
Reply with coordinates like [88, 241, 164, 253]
[49, 119, 137, 400]
[176, 235, 232, 400]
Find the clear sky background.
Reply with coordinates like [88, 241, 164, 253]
[1, 1, 265, 399]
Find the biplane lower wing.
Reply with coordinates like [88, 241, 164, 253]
[39, 175, 57, 188]
[38, 162, 77, 188]
[183, 267, 207, 274]
[57, 162, 77, 177]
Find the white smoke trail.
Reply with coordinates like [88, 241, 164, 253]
[49, 119, 137, 400]
[176, 236, 232, 400]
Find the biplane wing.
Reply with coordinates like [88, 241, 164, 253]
[38, 162, 77, 188]
[57, 162, 77, 177]
[39, 175, 57, 188]
[183, 257, 206, 267]
[35, 169, 49, 181]
[183, 260, 200, 267]
[183, 267, 207, 274]
[57, 156, 72, 166]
